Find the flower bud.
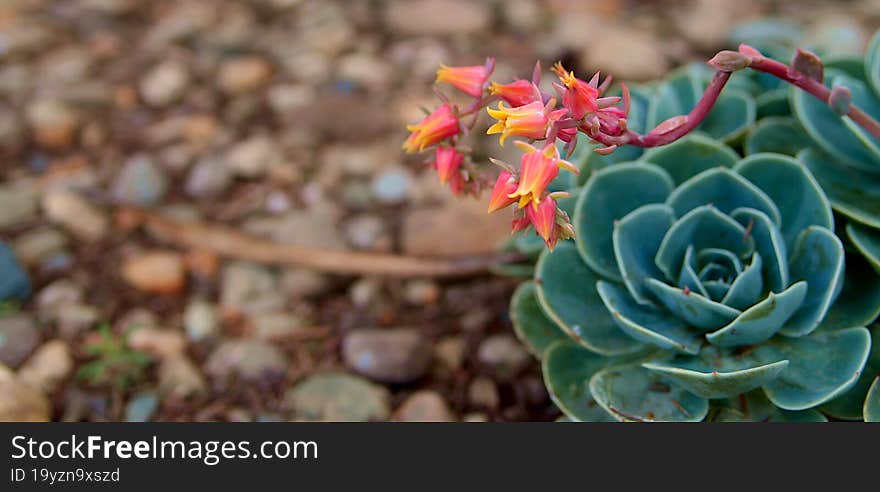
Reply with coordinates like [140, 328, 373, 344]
[707, 50, 751, 72]
[489, 80, 539, 107]
[403, 105, 460, 153]
[828, 86, 852, 116]
[434, 146, 464, 184]
[436, 63, 491, 98]
[487, 170, 519, 213]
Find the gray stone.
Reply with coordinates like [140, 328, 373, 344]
[220, 262, 285, 315]
[112, 155, 169, 207]
[205, 339, 288, 382]
[371, 168, 411, 205]
[17, 340, 73, 394]
[185, 157, 232, 198]
[252, 313, 309, 340]
[183, 300, 219, 343]
[158, 356, 207, 400]
[0, 184, 38, 229]
[0, 314, 40, 368]
[477, 334, 531, 380]
[140, 61, 190, 107]
[279, 269, 332, 298]
[42, 190, 108, 241]
[12, 227, 68, 266]
[393, 390, 455, 422]
[125, 392, 158, 422]
[283, 372, 390, 422]
[343, 214, 386, 250]
[468, 376, 500, 410]
[342, 328, 431, 384]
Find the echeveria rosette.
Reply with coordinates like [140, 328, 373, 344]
[511, 142, 880, 422]
[788, 29, 880, 274]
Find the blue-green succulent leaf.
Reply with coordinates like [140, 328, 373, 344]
[755, 89, 791, 118]
[744, 117, 814, 156]
[847, 222, 880, 273]
[589, 364, 709, 422]
[646, 82, 684, 131]
[820, 253, 880, 330]
[542, 340, 615, 422]
[645, 279, 741, 332]
[730, 208, 789, 293]
[792, 74, 879, 171]
[613, 204, 676, 304]
[706, 281, 807, 347]
[698, 89, 756, 143]
[642, 345, 789, 399]
[868, 29, 880, 95]
[799, 148, 880, 230]
[655, 205, 755, 281]
[698, 248, 742, 276]
[735, 153, 834, 252]
[820, 328, 880, 420]
[641, 134, 739, 185]
[536, 243, 646, 356]
[721, 253, 764, 310]
[833, 74, 880, 162]
[702, 280, 729, 302]
[596, 280, 701, 354]
[864, 376, 880, 422]
[780, 226, 845, 337]
[758, 327, 871, 410]
[679, 245, 709, 298]
[667, 167, 781, 225]
[711, 390, 828, 422]
[510, 282, 568, 358]
[576, 163, 674, 282]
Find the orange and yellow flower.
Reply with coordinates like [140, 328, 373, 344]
[489, 79, 538, 107]
[434, 146, 463, 184]
[508, 142, 577, 209]
[526, 196, 557, 247]
[552, 62, 598, 120]
[486, 101, 565, 146]
[403, 105, 460, 153]
[436, 64, 490, 98]
[487, 170, 519, 213]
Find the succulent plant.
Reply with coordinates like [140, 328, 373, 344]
[511, 139, 880, 421]
[787, 30, 880, 275]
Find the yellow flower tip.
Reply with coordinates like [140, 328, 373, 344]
[486, 122, 504, 135]
[513, 140, 536, 153]
[558, 159, 579, 174]
[486, 104, 507, 120]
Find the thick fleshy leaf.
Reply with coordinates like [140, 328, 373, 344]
[575, 163, 674, 282]
[665, 64, 704, 111]
[820, 253, 880, 330]
[868, 29, 880, 96]
[589, 364, 709, 422]
[721, 253, 764, 310]
[646, 82, 684, 131]
[596, 281, 701, 354]
[820, 328, 880, 420]
[744, 117, 814, 156]
[535, 243, 646, 356]
[706, 281, 807, 347]
[780, 227, 845, 337]
[655, 205, 755, 281]
[510, 282, 568, 358]
[698, 248, 742, 277]
[645, 279, 741, 332]
[667, 167, 781, 225]
[792, 75, 879, 171]
[542, 341, 615, 422]
[698, 89, 756, 143]
[642, 345, 789, 399]
[757, 327, 872, 410]
[613, 204, 676, 304]
[711, 390, 828, 422]
[735, 153, 834, 252]
[641, 134, 739, 185]
[755, 89, 791, 118]
[731, 208, 789, 293]
[702, 280, 729, 302]
[679, 245, 709, 298]
[799, 148, 880, 230]
[834, 74, 880, 163]
[847, 223, 880, 273]
[865, 376, 880, 422]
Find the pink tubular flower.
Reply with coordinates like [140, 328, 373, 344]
[508, 142, 577, 209]
[486, 100, 565, 146]
[434, 146, 463, 184]
[526, 196, 558, 248]
[436, 63, 491, 98]
[489, 79, 539, 107]
[403, 105, 460, 153]
[487, 170, 519, 213]
[552, 62, 598, 120]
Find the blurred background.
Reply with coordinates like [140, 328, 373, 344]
[0, 0, 877, 422]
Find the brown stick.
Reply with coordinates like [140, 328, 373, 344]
[125, 208, 524, 278]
